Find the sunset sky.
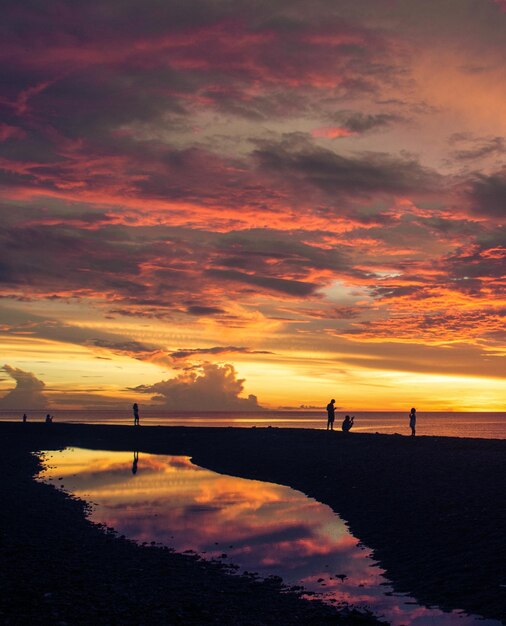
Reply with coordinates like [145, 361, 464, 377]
[0, 0, 504, 412]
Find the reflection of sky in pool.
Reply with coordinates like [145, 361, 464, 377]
[40, 449, 500, 626]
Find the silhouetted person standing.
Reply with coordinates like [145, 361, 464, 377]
[326, 399, 336, 430]
[133, 403, 140, 426]
[342, 415, 354, 433]
[409, 407, 416, 436]
[22, 413, 27, 423]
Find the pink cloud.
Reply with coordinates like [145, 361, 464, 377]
[0, 124, 26, 141]
[311, 126, 356, 139]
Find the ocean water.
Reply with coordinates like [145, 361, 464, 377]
[3, 409, 506, 439]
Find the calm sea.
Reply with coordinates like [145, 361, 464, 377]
[2, 410, 506, 439]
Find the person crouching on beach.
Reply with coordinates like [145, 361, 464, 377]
[326, 399, 336, 430]
[342, 415, 354, 433]
[409, 407, 416, 436]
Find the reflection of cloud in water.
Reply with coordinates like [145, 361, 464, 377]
[39, 448, 501, 626]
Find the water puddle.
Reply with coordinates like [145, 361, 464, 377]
[39, 448, 500, 626]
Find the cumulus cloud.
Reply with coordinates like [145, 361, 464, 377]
[0, 365, 48, 409]
[131, 363, 262, 410]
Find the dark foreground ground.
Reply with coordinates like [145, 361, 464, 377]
[1, 423, 505, 625]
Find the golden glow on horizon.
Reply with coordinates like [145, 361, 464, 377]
[2, 331, 504, 411]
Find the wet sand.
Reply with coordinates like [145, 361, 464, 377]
[1, 422, 505, 624]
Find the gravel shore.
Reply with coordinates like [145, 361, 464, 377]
[1, 422, 505, 624]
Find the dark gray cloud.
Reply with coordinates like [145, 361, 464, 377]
[443, 229, 506, 288]
[206, 268, 318, 296]
[0, 216, 366, 313]
[252, 134, 439, 198]
[91, 339, 156, 353]
[0, 223, 184, 307]
[331, 110, 404, 133]
[211, 228, 367, 287]
[216, 228, 350, 271]
[0, 0, 398, 155]
[186, 305, 225, 316]
[170, 346, 273, 359]
[468, 170, 506, 217]
[449, 134, 506, 161]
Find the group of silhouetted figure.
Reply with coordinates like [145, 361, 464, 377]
[21, 407, 139, 425]
[20, 401, 419, 437]
[21, 413, 54, 424]
[326, 400, 418, 436]
[326, 399, 354, 432]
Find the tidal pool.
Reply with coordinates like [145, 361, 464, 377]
[40, 448, 500, 626]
